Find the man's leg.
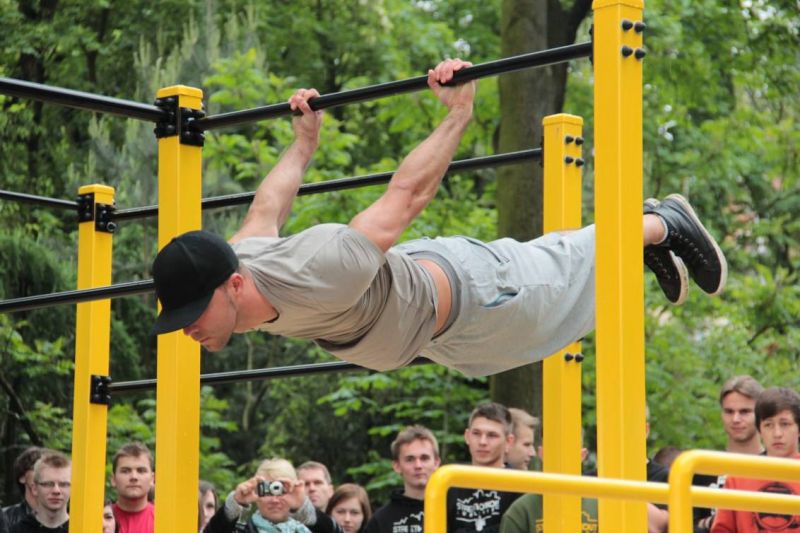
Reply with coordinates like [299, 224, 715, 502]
[642, 194, 727, 300]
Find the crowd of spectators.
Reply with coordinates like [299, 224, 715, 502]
[2, 374, 798, 532]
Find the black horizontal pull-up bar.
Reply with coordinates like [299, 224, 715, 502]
[195, 42, 593, 131]
[0, 190, 78, 210]
[0, 148, 542, 314]
[113, 148, 542, 221]
[0, 77, 167, 122]
[109, 358, 432, 394]
[0, 280, 154, 315]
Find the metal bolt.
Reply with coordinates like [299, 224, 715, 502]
[575, 353, 585, 363]
[635, 48, 647, 60]
[564, 353, 575, 362]
[575, 158, 585, 167]
[565, 135, 575, 144]
[564, 156, 574, 164]
[621, 19, 634, 31]
[621, 46, 634, 57]
[575, 136, 584, 146]
[634, 21, 647, 33]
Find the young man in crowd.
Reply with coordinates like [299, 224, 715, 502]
[110, 442, 155, 533]
[447, 403, 521, 533]
[365, 425, 441, 533]
[297, 461, 336, 513]
[696, 375, 765, 531]
[2, 447, 49, 529]
[10, 451, 71, 533]
[505, 408, 538, 471]
[711, 387, 800, 532]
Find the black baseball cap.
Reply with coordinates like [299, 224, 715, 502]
[151, 230, 239, 335]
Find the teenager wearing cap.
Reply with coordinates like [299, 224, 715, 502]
[152, 58, 727, 378]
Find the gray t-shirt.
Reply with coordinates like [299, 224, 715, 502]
[231, 224, 438, 370]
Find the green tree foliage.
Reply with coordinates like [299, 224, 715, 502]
[0, 0, 797, 509]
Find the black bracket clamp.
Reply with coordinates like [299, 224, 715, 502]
[90, 374, 112, 405]
[76, 193, 117, 233]
[154, 95, 206, 147]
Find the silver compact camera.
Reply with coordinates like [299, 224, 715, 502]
[257, 480, 285, 497]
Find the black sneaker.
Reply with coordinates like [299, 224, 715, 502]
[650, 194, 727, 296]
[644, 199, 689, 304]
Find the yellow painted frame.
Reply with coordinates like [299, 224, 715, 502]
[592, 0, 646, 531]
[70, 184, 115, 533]
[542, 113, 584, 533]
[424, 460, 800, 531]
[154, 85, 204, 533]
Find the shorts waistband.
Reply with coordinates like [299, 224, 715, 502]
[407, 250, 461, 336]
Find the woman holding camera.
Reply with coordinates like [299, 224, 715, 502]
[202, 458, 343, 533]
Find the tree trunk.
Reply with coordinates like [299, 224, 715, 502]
[491, 0, 591, 422]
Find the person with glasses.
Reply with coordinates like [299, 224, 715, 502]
[9, 451, 71, 533]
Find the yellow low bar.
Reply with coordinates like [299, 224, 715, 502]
[424, 464, 800, 531]
[669, 450, 800, 533]
[154, 85, 204, 533]
[542, 113, 584, 533]
[70, 184, 115, 533]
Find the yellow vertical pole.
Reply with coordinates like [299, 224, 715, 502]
[154, 85, 204, 533]
[592, 1, 647, 532]
[70, 184, 115, 533]
[542, 114, 584, 533]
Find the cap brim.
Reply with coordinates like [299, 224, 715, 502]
[151, 291, 215, 336]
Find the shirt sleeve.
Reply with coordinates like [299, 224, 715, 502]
[710, 477, 738, 533]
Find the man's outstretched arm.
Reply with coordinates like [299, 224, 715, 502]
[349, 59, 475, 252]
[229, 88, 323, 244]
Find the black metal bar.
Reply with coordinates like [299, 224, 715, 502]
[0, 77, 167, 122]
[0, 280, 155, 315]
[0, 148, 541, 314]
[0, 190, 78, 210]
[195, 42, 592, 131]
[109, 358, 432, 393]
[113, 149, 542, 221]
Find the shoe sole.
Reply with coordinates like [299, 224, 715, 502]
[645, 198, 689, 305]
[665, 193, 728, 296]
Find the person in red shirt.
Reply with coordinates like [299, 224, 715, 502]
[110, 442, 155, 533]
[711, 387, 800, 533]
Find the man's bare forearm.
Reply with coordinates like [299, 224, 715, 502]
[392, 105, 473, 205]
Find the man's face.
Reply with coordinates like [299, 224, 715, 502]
[297, 467, 333, 511]
[506, 425, 536, 470]
[721, 392, 758, 444]
[464, 416, 513, 468]
[111, 455, 154, 501]
[182, 286, 237, 352]
[33, 466, 71, 513]
[392, 439, 441, 493]
[760, 409, 799, 458]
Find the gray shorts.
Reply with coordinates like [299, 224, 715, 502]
[396, 226, 596, 377]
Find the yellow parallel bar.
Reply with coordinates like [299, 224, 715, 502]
[154, 85, 204, 533]
[591, 0, 646, 532]
[542, 113, 584, 533]
[669, 450, 800, 533]
[424, 465, 800, 531]
[69, 184, 115, 533]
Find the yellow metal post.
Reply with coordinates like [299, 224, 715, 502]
[592, 1, 647, 532]
[542, 114, 584, 533]
[154, 85, 204, 533]
[70, 184, 115, 533]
